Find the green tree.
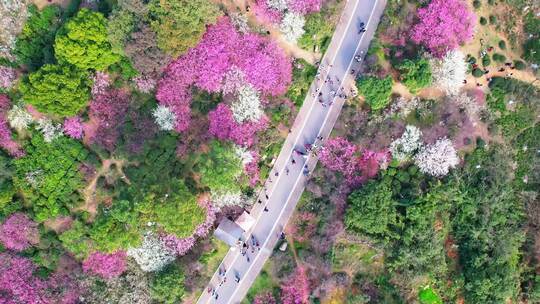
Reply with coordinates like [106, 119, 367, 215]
[357, 76, 393, 111]
[107, 8, 136, 55]
[19, 64, 91, 116]
[396, 58, 432, 93]
[148, 0, 220, 56]
[135, 180, 206, 238]
[345, 179, 399, 240]
[14, 5, 62, 70]
[197, 140, 243, 193]
[13, 133, 88, 222]
[58, 219, 92, 259]
[54, 9, 120, 70]
[150, 263, 186, 303]
[523, 38, 539, 64]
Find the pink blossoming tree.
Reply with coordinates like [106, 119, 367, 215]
[317, 137, 359, 177]
[208, 103, 269, 147]
[0, 213, 39, 252]
[0, 95, 24, 157]
[157, 17, 291, 132]
[244, 151, 261, 186]
[0, 253, 48, 303]
[287, 0, 322, 14]
[411, 0, 476, 57]
[82, 251, 127, 279]
[281, 266, 310, 304]
[0, 66, 17, 89]
[254, 292, 277, 304]
[63, 116, 84, 139]
[88, 88, 130, 151]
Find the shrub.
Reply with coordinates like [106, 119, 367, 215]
[513, 60, 526, 70]
[150, 264, 186, 303]
[492, 53, 506, 62]
[54, 9, 120, 70]
[489, 15, 497, 25]
[467, 55, 476, 64]
[482, 56, 491, 67]
[523, 38, 540, 64]
[19, 64, 91, 116]
[472, 68, 484, 77]
[498, 40, 506, 50]
[472, 0, 481, 8]
[357, 75, 394, 111]
[397, 58, 432, 93]
[479, 17, 487, 25]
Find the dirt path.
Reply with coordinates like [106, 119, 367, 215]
[73, 158, 131, 220]
[215, 0, 322, 64]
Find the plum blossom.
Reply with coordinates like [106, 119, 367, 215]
[318, 137, 358, 177]
[430, 50, 467, 95]
[127, 232, 176, 272]
[244, 151, 261, 186]
[209, 103, 269, 147]
[133, 76, 157, 93]
[287, 0, 322, 14]
[390, 125, 423, 162]
[36, 118, 63, 142]
[281, 266, 310, 304]
[63, 116, 84, 139]
[161, 235, 196, 256]
[0, 213, 39, 252]
[414, 137, 459, 177]
[7, 104, 33, 131]
[91, 71, 110, 97]
[254, 292, 277, 304]
[280, 12, 306, 43]
[230, 13, 250, 33]
[211, 190, 248, 208]
[82, 251, 127, 279]
[0, 253, 48, 303]
[152, 105, 176, 131]
[0, 66, 17, 89]
[253, 0, 284, 24]
[267, 0, 288, 11]
[0, 95, 24, 157]
[411, 0, 476, 57]
[221, 67, 247, 95]
[231, 85, 264, 123]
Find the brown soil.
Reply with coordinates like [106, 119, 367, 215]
[43, 216, 73, 233]
[73, 158, 131, 220]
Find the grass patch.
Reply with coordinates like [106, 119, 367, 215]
[243, 268, 277, 303]
[331, 237, 382, 277]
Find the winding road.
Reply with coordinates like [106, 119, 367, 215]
[197, 0, 387, 302]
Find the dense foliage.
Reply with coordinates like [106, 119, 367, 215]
[396, 58, 432, 93]
[356, 76, 393, 110]
[54, 9, 120, 70]
[19, 64, 91, 116]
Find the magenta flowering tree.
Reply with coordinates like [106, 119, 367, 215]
[0, 95, 24, 157]
[285, 212, 318, 243]
[0, 253, 48, 303]
[244, 151, 261, 186]
[411, 0, 476, 57]
[254, 292, 277, 304]
[0, 213, 39, 252]
[318, 137, 359, 177]
[88, 88, 130, 151]
[82, 251, 127, 279]
[208, 103, 269, 147]
[358, 149, 390, 179]
[162, 235, 196, 256]
[193, 201, 218, 238]
[156, 17, 291, 132]
[63, 116, 84, 139]
[280, 266, 310, 304]
[253, 0, 284, 24]
[287, 0, 322, 14]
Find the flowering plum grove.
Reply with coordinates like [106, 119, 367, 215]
[157, 17, 292, 132]
[411, 0, 476, 57]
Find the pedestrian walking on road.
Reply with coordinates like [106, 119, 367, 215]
[274, 171, 279, 177]
[265, 194, 269, 199]
[264, 207, 269, 212]
[235, 274, 240, 283]
[247, 256, 251, 262]
[258, 199, 262, 204]
[291, 157, 296, 164]
[285, 167, 289, 175]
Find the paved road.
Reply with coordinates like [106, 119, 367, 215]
[197, 0, 387, 303]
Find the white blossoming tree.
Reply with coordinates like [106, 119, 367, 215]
[7, 105, 33, 131]
[430, 50, 467, 95]
[414, 138, 459, 177]
[390, 125, 423, 162]
[36, 118, 63, 142]
[234, 146, 255, 165]
[211, 190, 248, 209]
[230, 12, 250, 33]
[267, 0, 288, 11]
[231, 85, 263, 123]
[221, 67, 246, 95]
[127, 232, 176, 272]
[152, 105, 176, 131]
[280, 12, 306, 43]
